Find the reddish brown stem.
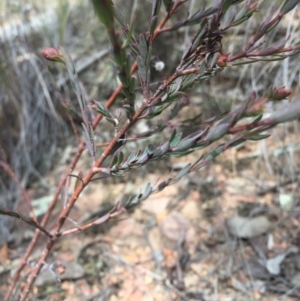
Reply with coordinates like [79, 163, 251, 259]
[228, 119, 271, 134]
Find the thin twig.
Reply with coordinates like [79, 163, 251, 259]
[0, 161, 37, 223]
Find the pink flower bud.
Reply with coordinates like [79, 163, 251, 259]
[249, 2, 258, 11]
[42, 47, 66, 64]
[216, 54, 228, 67]
[269, 87, 292, 100]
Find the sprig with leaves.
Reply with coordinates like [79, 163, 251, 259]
[3, 0, 300, 300]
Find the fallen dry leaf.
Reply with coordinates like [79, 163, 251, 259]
[266, 246, 299, 275]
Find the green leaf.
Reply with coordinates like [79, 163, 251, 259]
[193, 141, 209, 150]
[127, 150, 140, 163]
[123, 21, 135, 48]
[280, 0, 300, 15]
[110, 154, 118, 167]
[146, 103, 172, 119]
[234, 1, 249, 22]
[136, 153, 149, 165]
[128, 77, 137, 93]
[82, 123, 95, 160]
[91, 0, 114, 28]
[143, 183, 152, 199]
[117, 152, 124, 165]
[157, 180, 168, 191]
[205, 123, 230, 142]
[169, 129, 177, 143]
[94, 101, 112, 118]
[168, 149, 194, 157]
[163, 0, 173, 12]
[118, 72, 130, 87]
[176, 164, 191, 180]
[113, 5, 126, 27]
[247, 134, 271, 141]
[149, 16, 158, 34]
[152, 0, 162, 16]
[125, 54, 132, 77]
[252, 114, 263, 123]
[137, 55, 147, 84]
[173, 130, 205, 152]
[221, 0, 233, 15]
[170, 132, 182, 147]
[139, 34, 148, 62]
[172, 138, 195, 152]
[152, 142, 170, 158]
[205, 144, 225, 161]
[169, 77, 182, 95]
[144, 144, 154, 155]
[120, 162, 130, 171]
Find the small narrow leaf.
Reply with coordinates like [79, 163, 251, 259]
[157, 180, 168, 191]
[137, 55, 147, 83]
[91, 0, 114, 28]
[206, 123, 230, 142]
[176, 163, 191, 180]
[113, 6, 126, 27]
[123, 22, 135, 48]
[163, 0, 173, 12]
[139, 34, 148, 62]
[205, 144, 225, 161]
[89, 124, 96, 158]
[128, 77, 137, 93]
[173, 130, 205, 152]
[152, 141, 170, 158]
[168, 149, 194, 157]
[143, 183, 152, 199]
[169, 129, 177, 144]
[144, 144, 154, 155]
[149, 16, 158, 34]
[117, 152, 124, 165]
[280, 0, 300, 15]
[110, 154, 118, 167]
[82, 123, 95, 160]
[136, 153, 149, 165]
[94, 101, 113, 118]
[221, 0, 233, 15]
[120, 162, 129, 170]
[127, 150, 141, 163]
[118, 72, 130, 87]
[152, 0, 162, 16]
[247, 134, 271, 141]
[170, 132, 182, 147]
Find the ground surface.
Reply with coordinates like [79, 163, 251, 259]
[2, 125, 300, 301]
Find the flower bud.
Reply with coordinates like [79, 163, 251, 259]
[268, 87, 292, 100]
[249, 2, 258, 11]
[216, 54, 229, 67]
[42, 47, 66, 65]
